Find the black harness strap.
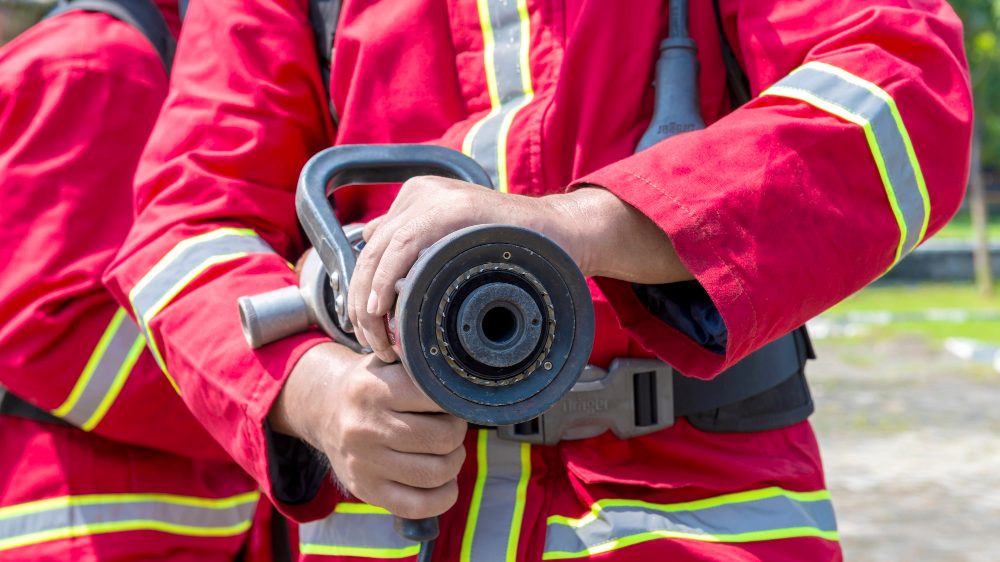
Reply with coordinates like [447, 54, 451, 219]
[308, 0, 342, 125]
[711, 0, 751, 108]
[47, 0, 175, 74]
[0, 388, 70, 427]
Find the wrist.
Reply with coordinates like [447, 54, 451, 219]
[268, 342, 358, 446]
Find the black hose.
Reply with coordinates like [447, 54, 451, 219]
[668, 0, 689, 39]
[417, 539, 435, 562]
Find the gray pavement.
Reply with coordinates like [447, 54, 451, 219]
[810, 334, 1000, 561]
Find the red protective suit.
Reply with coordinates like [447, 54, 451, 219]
[0, 5, 265, 560]
[104, 0, 972, 560]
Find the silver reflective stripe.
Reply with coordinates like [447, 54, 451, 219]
[542, 488, 838, 560]
[461, 429, 531, 562]
[763, 61, 930, 262]
[463, 0, 534, 192]
[128, 228, 275, 380]
[51, 307, 146, 431]
[0, 491, 260, 552]
[299, 504, 419, 558]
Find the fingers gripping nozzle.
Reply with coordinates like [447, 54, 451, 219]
[238, 144, 595, 549]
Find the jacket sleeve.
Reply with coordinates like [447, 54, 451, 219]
[575, 0, 972, 378]
[103, 0, 342, 521]
[0, 12, 231, 461]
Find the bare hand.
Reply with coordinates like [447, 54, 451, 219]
[270, 343, 468, 519]
[347, 178, 690, 362]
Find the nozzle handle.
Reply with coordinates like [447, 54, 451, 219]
[238, 286, 310, 348]
[393, 516, 439, 543]
[295, 144, 494, 334]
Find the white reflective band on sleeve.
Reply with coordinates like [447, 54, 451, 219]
[50, 307, 146, 431]
[128, 228, 275, 390]
[762, 61, 931, 263]
[542, 487, 838, 560]
[299, 503, 420, 558]
[462, 0, 535, 193]
[461, 429, 531, 562]
[0, 491, 259, 553]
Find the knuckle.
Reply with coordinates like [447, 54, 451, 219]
[390, 226, 417, 249]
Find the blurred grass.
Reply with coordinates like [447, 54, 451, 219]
[823, 283, 1000, 344]
[935, 209, 1000, 240]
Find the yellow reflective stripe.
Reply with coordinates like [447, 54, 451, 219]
[0, 491, 261, 520]
[494, 0, 534, 194]
[762, 61, 930, 264]
[299, 502, 421, 558]
[0, 519, 254, 552]
[51, 307, 129, 418]
[78, 334, 145, 431]
[128, 228, 272, 392]
[460, 429, 490, 562]
[546, 486, 832, 528]
[765, 83, 909, 262]
[298, 543, 421, 558]
[141, 251, 254, 379]
[541, 527, 841, 560]
[462, 0, 536, 193]
[0, 490, 260, 552]
[129, 228, 257, 302]
[476, 0, 501, 112]
[505, 441, 531, 562]
[806, 62, 931, 242]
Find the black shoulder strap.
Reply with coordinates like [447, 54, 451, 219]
[710, 0, 750, 108]
[308, 0, 342, 124]
[47, 0, 175, 75]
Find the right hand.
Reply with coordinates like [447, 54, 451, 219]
[270, 342, 468, 519]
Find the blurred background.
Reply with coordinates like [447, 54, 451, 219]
[810, 2, 1000, 559]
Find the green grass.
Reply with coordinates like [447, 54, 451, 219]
[822, 282, 1000, 344]
[934, 209, 1000, 240]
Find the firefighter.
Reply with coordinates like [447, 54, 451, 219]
[0, 1, 269, 560]
[104, 0, 972, 560]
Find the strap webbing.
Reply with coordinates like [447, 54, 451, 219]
[47, 0, 175, 74]
[710, 0, 750, 108]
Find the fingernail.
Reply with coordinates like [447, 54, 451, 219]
[366, 292, 379, 315]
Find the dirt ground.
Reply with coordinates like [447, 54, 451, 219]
[809, 333, 1000, 561]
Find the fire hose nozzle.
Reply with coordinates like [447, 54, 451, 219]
[238, 287, 310, 349]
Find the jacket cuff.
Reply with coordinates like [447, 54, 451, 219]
[570, 166, 758, 380]
[243, 333, 342, 521]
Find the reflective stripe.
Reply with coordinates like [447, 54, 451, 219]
[461, 429, 531, 562]
[297, 431, 531, 561]
[50, 307, 146, 431]
[299, 503, 420, 558]
[0, 491, 259, 552]
[462, 0, 535, 192]
[762, 61, 930, 263]
[128, 228, 275, 389]
[542, 487, 838, 560]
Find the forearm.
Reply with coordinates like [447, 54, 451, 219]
[541, 187, 694, 284]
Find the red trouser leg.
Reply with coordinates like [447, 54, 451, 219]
[0, 415, 260, 561]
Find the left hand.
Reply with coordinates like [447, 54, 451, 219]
[349, 176, 691, 363]
[348, 176, 572, 362]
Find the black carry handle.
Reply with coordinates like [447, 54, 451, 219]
[295, 144, 494, 333]
[294, 144, 493, 545]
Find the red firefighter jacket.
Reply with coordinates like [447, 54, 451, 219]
[104, 0, 971, 529]
[0, 3, 230, 461]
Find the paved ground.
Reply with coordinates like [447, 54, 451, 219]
[809, 333, 1000, 561]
